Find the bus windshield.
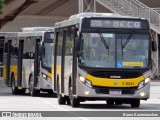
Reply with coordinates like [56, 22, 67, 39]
[41, 32, 53, 69]
[78, 32, 150, 69]
[42, 43, 52, 68]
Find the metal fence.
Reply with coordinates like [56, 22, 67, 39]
[98, 0, 160, 33]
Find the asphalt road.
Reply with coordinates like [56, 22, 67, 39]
[0, 81, 160, 120]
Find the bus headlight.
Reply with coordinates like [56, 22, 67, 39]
[42, 73, 51, 83]
[79, 76, 92, 88]
[138, 81, 144, 89]
[42, 73, 47, 79]
[138, 78, 150, 89]
[85, 80, 92, 88]
[145, 78, 150, 84]
[79, 76, 85, 83]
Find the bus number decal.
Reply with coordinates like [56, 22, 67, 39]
[122, 82, 134, 86]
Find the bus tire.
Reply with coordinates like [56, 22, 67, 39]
[19, 88, 26, 95]
[115, 99, 123, 105]
[47, 90, 54, 95]
[66, 98, 71, 105]
[29, 76, 40, 96]
[106, 99, 114, 105]
[69, 83, 79, 107]
[57, 82, 66, 105]
[48, 90, 57, 97]
[11, 75, 19, 95]
[131, 99, 140, 108]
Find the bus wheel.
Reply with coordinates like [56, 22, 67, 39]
[115, 99, 123, 105]
[57, 83, 66, 105]
[48, 90, 54, 95]
[106, 99, 114, 105]
[19, 89, 26, 95]
[131, 99, 140, 108]
[29, 76, 40, 96]
[69, 84, 79, 107]
[66, 98, 71, 105]
[11, 75, 19, 95]
[48, 90, 57, 97]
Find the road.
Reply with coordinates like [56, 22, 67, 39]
[0, 81, 160, 120]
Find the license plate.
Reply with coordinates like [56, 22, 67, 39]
[109, 90, 121, 95]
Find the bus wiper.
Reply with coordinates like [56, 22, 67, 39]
[121, 36, 124, 60]
[122, 31, 135, 48]
[98, 29, 109, 49]
[98, 29, 110, 61]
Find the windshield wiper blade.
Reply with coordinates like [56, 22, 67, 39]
[122, 31, 135, 49]
[121, 36, 124, 60]
[98, 29, 109, 49]
[98, 29, 110, 61]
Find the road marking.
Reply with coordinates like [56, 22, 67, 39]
[43, 101, 67, 111]
[142, 104, 160, 109]
[43, 101, 89, 120]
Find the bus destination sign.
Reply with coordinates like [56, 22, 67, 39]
[90, 20, 141, 29]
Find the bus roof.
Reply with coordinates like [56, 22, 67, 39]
[0, 31, 47, 38]
[20, 27, 55, 32]
[18, 32, 46, 38]
[55, 12, 146, 28]
[0, 32, 18, 38]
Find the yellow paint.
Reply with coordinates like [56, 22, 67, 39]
[51, 64, 61, 82]
[57, 65, 61, 76]
[3, 65, 6, 80]
[47, 72, 52, 78]
[85, 74, 144, 87]
[51, 65, 54, 80]
[123, 62, 144, 66]
[18, 86, 22, 90]
[10, 66, 18, 80]
[3, 65, 18, 80]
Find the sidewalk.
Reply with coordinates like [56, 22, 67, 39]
[151, 79, 160, 82]
[0, 77, 4, 84]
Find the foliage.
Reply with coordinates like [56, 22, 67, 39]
[0, 0, 4, 13]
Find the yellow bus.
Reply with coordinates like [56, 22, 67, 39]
[52, 13, 157, 108]
[3, 27, 54, 96]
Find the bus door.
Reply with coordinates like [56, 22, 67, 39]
[17, 40, 24, 87]
[6, 40, 11, 86]
[34, 38, 40, 88]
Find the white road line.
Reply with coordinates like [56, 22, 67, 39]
[142, 104, 160, 109]
[43, 101, 89, 120]
[43, 101, 67, 111]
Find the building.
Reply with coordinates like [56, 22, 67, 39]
[0, 0, 160, 78]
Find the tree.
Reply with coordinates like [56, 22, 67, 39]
[0, 0, 4, 13]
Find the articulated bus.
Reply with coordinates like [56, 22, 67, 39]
[52, 13, 157, 108]
[3, 27, 54, 96]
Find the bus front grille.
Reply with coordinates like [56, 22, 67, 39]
[94, 86, 137, 95]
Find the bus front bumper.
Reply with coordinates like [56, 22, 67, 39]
[76, 80, 150, 99]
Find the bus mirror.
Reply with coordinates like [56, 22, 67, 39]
[75, 37, 80, 51]
[152, 40, 157, 52]
[40, 45, 45, 57]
